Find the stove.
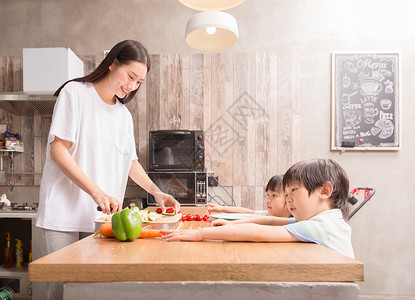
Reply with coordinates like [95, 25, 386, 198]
[10, 202, 38, 211]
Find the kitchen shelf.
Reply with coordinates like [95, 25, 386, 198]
[3, 172, 42, 175]
[0, 264, 29, 276]
[0, 149, 24, 153]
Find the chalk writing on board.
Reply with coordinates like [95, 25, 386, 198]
[332, 53, 400, 150]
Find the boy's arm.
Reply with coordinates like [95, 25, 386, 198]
[221, 206, 256, 213]
[206, 203, 255, 214]
[225, 215, 291, 226]
[163, 223, 299, 242]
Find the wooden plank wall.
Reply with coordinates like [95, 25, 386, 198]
[0, 52, 300, 210]
[0, 56, 36, 186]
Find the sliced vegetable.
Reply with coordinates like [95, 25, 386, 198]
[132, 206, 140, 213]
[111, 208, 142, 242]
[162, 212, 176, 216]
[138, 210, 148, 222]
[156, 207, 175, 214]
[148, 211, 163, 221]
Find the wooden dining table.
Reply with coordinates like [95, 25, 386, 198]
[29, 206, 363, 300]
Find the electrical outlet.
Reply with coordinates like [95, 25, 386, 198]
[208, 176, 219, 187]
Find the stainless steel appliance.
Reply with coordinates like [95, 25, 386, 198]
[0, 202, 38, 212]
[147, 171, 207, 206]
[10, 202, 38, 211]
[0, 47, 84, 116]
[148, 130, 205, 171]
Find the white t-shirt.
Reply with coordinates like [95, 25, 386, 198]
[36, 81, 138, 232]
[283, 209, 354, 259]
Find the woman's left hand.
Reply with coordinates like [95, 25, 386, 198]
[153, 191, 180, 213]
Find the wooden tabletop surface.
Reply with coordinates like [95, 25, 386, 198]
[29, 206, 363, 282]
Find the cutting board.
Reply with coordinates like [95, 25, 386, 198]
[147, 213, 182, 224]
[94, 213, 183, 230]
[144, 213, 182, 230]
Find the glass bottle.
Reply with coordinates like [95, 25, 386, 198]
[3, 233, 13, 268]
[0, 286, 14, 300]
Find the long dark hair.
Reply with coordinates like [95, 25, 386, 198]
[54, 40, 151, 104]
[283, 158, 350, 219]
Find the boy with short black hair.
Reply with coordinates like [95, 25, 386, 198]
[281, 158, 353, 258]
[163, 158, 354, 259]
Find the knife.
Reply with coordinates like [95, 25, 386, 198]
[97, 205, 125, 212]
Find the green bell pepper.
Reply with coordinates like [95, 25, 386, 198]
[111, 208, 142, 242]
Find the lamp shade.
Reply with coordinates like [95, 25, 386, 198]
[185, 11, 239, 51]
[179, 0, 245, 11]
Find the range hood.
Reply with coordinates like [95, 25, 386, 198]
[0, 47, 84, 116]
[0, 91, 56, 116]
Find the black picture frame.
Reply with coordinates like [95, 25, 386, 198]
[331, 53, 401, 150]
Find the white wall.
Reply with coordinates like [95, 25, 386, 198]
[1, 0, 414, 298]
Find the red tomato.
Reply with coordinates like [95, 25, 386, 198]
[202, 215, 209, 221]
[187, 215, 195, 221]
[181, 216, 187, 221]
[195, 214, 202, 221]
[156, 208, 162, 214]
[166, 207, 174, 213]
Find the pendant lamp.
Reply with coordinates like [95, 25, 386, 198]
[185, 11, 239, 51]
[179, 0, 245, 11]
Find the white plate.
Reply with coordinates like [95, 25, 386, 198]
[210, 213, 258, 220]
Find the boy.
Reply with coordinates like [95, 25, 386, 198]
[162, 158, 354, 259]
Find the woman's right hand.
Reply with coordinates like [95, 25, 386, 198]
[93, 191, 122, 215]
[205, 203, 224, 214]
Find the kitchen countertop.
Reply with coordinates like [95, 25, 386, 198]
[0, 210, 37, 218]
[29, 207, 363, 283]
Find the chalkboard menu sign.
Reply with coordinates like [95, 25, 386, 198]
[331, 53, 401, 150]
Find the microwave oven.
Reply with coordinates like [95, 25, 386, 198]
[147, 171, 207, 206]
[148, 130, 205, 171]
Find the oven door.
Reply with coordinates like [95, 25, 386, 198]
[150, 132, 195, 170]
[147, 172, 196, 205]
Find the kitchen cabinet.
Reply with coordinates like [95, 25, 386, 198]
[0, 211, 36, 299]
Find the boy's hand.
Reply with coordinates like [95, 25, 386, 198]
[161, 229, 203, 241]
[205, 203, 223, 214]
[210, 219, 230, 227]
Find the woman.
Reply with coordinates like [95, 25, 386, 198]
[35, 40, 179, 299]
